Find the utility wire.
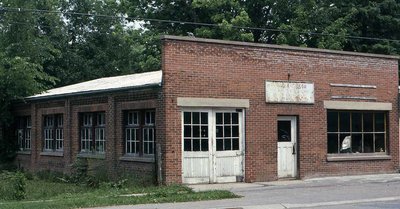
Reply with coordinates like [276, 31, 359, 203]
[0, 6, 399, 43]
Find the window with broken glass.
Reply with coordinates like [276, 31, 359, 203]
[327, 111, 387, 154]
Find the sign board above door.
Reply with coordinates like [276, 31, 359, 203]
[265, 80, 314, 104]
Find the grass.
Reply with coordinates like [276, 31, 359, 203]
[0, 179, 239, 209]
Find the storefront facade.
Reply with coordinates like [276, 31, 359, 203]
[11, 36, 399, 184]
[160, 36, 399, 183]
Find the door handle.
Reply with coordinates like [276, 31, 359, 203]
[292, 143, 296, 155]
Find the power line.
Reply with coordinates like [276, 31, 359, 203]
[0, 6, 399, 43]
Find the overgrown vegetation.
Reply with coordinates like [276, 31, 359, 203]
[0, 169, 238, 209]
[0, 171, 26, 201]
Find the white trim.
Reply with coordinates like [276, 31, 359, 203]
[323, 101, 392, 111]
[177, 97, 250, 108]
[330, 83, 377, 89]
[330, 96, 377, 100]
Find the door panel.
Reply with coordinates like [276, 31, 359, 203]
[182, 111, 211, 184]
[277, 116, 297, 178]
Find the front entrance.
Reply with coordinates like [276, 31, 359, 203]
[182, 109, 244, 184]
[277, 116, 298, 178]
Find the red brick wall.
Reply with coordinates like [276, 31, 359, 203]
[161, 37, 399, 183]
[12, 88, 159, 180]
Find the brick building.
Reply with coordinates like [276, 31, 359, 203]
[11, 36, 399, 184]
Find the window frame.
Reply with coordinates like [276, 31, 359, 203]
[79, 112, 106, 154]
[43, 114, 64, 152]
[123, 109, 156, 157]
[16, 116, 32, 151]
[327, 110, 388, 156]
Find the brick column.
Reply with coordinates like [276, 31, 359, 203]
[106, 96, 117, 178]
[30, 103, 38, 171]
[64, 99, 73, 173]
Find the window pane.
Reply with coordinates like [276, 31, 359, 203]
[216, 113, 223, 124]
[232, 138, 239, 150]
[224, 126, 231, 137]
[224, 113, 231, 124]
[193, 126, 200, 137]
[375, 113, 385, 132]
[232, 126, 239, 137]
[328, 134, 338, 153]
[339, 112, 350, 132]
[363, 113, 373, 132]
[339, 134, 351, 153]
[184, 112, 191, 124]
[375, 133, 385, 152]
[184, 139, 191, 151]
[216, 139, 223, 151]
[224, 138, 231, 150]
[351, 134, 362, 153]
[193, 139, 200, 151]
[201, 112, 208, 124]
[327, 112, 338, 132]
[278, 121, 291, 142]
[351, 113, 362, 132]
[201, 139, 208, 151]
[216, 126, 223, 137]
[232, 113, 239, 125]
[201, 126, 208, 137]
[192, 112, 200, 124]
[364, 134, 373, 153]
[184, 125, 191, 137]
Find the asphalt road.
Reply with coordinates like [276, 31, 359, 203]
[91, 173, 400, 209]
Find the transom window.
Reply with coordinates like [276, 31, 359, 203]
[327, 111, 387, 154]
[80, 112, 106, 153]
[16, 116, 31, 151]
[124, 110, 155, 156]
[43, 114, 63, 151]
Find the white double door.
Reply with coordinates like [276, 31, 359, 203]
[277, 116, 298, 178]
[182, 109, 244, 184]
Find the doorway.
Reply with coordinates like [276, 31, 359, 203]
[277, 116, 298, 178]
[182, 109, 244, 184]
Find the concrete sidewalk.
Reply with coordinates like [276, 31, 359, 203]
[91, 173, 400, 209]
[189, 173, 400, 192]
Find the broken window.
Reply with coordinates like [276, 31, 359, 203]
[327, 111, 387, 154]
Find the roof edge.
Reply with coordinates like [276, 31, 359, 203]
[160, 35, 400, 60]
[25, 83, 161, 102]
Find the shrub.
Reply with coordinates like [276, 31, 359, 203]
[70, 158, 110, 188]
[35, 170, 67, 183]
[0, 171, 26, 200]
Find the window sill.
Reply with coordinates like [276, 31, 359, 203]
[77, 153, 105, 159]
[119, 156, 155, 163]
[327, 153, 391, 162]
[17, 151, 31, 155]
[40, 151, 64, 157]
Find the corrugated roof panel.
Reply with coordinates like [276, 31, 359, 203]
[28, 70, 162, 100]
